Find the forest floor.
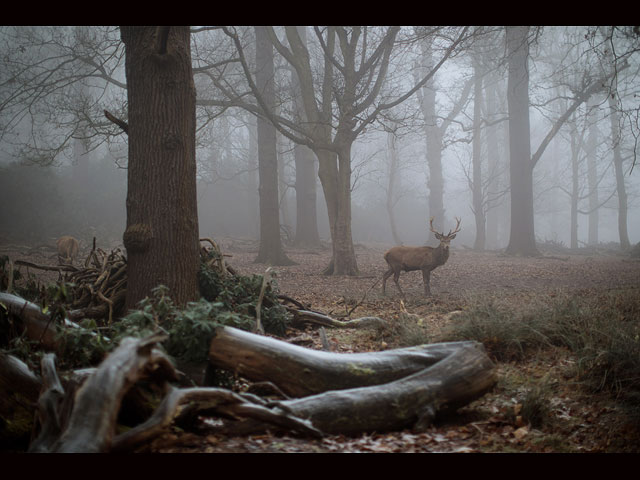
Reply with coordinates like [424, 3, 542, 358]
[154, 238, 640, 453]
[3, 237, 640, 453]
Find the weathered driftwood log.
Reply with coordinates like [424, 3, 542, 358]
[209, 326, 481, 397]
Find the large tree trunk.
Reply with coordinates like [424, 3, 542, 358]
[472, 54, 486, 251]
[420, 41, 446, 234]
[608, 95, 630, 250]
[293, 144, 321, 248]
[246, 114, 260, 239]
[586, 98, 599, 245]
[484, 70, 504, 250]
[569, 120, 581, 249]
[291, 28, 320, 248]
[254, 26, 293, 266]
[386, 131, 403, 245]
[120, 26, 200, 309]
[505, 26, 539, 256]
[317, 146, 359, 276]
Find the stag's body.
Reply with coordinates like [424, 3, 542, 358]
[382, 218, 460, 297]
[56, 236, 79, 265]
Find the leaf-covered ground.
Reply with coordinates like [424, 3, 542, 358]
[156, 239, 638, 453]
[3, 238, 640, 452]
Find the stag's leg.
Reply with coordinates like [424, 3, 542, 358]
[392, 270, 406, 298]
[422, 269, 431, 296]
[382, 268, 394, 295]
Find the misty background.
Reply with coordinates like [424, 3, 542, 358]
[0, 26, 638, 252]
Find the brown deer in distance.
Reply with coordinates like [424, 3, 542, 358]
[56, 236, 79, 265]
[382, 217, 461, 297]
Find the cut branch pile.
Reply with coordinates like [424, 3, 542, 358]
[12, 238, 128, 324]
[65, 239, 127, 324]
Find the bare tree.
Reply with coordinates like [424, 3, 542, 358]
[218, 26, 470, 275]
[253, 27, 293, 265]
[504, 26, 626, 256]
[415, 32, 474, 235]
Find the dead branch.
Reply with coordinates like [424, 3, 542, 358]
[13, 259, 78, 273]
[288, 308, 387, 329]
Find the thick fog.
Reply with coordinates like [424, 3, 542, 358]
[1, 26, 638, 252]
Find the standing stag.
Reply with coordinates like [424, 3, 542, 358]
[56, 236, 79, 265]
[382, 217, 461, 297]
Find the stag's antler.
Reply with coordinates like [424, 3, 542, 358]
[429, 217, 461, 238]
[447, 217, 462, 237]
[429, 217, 439, 234]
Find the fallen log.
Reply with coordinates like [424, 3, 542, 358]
[49, 334, 175, 453]
[0, 292, 101, 351]
[0, 292, 60, 350]
[209, 326, 486, 397]
[281, 341, 496, 434]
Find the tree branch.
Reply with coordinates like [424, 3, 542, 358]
[103, 110, 128, 135]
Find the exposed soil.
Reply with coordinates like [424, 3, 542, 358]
[3, 238, 640, 452]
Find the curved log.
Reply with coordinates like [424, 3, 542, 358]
[51, 334, 173, 453]
[209, 326, 484, 397]
[282, 342, 496, 434]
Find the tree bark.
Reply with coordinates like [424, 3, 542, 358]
[253, 26, 294, 266]
[120, 26, 200, 309]
[472, 54, 486, 251]
[291, 28, 320, 248]
[419, 39, 446, 233]
[386, 131, 403, 245]
[586, 98, 599, 245]
[608, 95, 630, 250]
[505, 26, 539, 256]
[569, 119, 582, 249]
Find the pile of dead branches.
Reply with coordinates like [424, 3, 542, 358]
[12, 238, 127, 325]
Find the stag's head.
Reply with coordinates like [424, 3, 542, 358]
[429, 217, 461, 250]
